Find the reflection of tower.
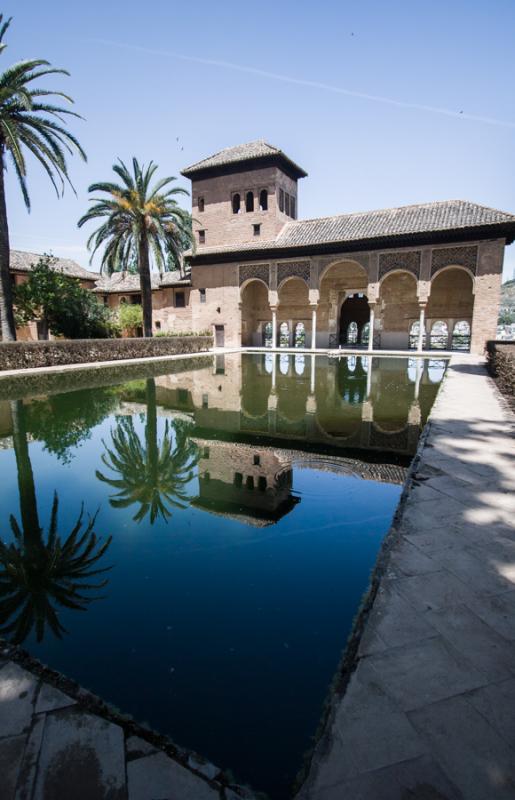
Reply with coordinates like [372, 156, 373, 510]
[191, 438, 299, 525]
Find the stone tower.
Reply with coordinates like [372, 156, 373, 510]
[181, 140, 307, 250]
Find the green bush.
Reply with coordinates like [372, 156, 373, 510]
[117, 303, 143, 336]
[154, 329, 211, 337]
[486, 340, 515, 400]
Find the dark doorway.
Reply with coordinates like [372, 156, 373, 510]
[339, 295, 370, 347]
[215, 325, 225, 347]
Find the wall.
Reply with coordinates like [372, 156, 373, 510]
[0, 336, 213, 371]
[191, 263, 241, 347]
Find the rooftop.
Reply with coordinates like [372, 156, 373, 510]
[10, 250, 98, 282]
[188, 200, 515, 259]
[93, 270, 190, 293]
[181, 139, 308, 180]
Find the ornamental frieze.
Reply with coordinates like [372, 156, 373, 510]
[277, 260, 311, 285]
[379, 251, 421, 279]
[431, 246, 478, 277]
[239, 263, 270, 287]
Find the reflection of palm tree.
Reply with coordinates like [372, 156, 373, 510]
[96, 379, 198, 524]
[0, 400, 112, 643]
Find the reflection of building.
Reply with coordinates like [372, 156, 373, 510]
[154, 353, 441, 457]
[191, 438, 298, 526]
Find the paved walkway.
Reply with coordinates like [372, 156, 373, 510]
[0, 647, 256, 800]
[297, 356, 515, 800]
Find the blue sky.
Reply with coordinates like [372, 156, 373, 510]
[4, 0, 515, 279]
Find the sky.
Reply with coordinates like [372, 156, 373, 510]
[4, 0, 515, 280]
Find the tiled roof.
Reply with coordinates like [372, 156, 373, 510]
[92, 270, 191, 293]
[188, 200, 515, 257]
[181, 140, 307, 178]
[10, 250, 98, 281]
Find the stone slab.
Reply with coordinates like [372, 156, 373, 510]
[15, 715, 46, 800]
[0, 663, 39, 738]
[127, 750, 219, 800]
[31, 707, 126, 800]
[35, 683, 76, 715]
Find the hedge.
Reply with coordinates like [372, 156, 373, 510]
[486, 340, 515, 399]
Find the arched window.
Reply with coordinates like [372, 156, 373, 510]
[407, 357, 418, 383]
[232, 193, 241, 214]
[428, 359, 446, 384]
[361, 322, 370, 345]
[347, 355, 357, 372]
[264, 353, 274, 374]
[198, 196, 205, 212]
[259, 189, 268, 211]
[279, 321, 289, 348]
[430, 320, 448, 350]
[263, 321, 273, 347]
[120, 296, 128, 305]
[279, 354, 289, 374]
[409, 320, 427, 350]
[452, 320, 471, 351]
[361, 356, 370, 373]
[294, 321, 306, 348]
[246, 191, 254, 212]
[278, 188, 285, 213]
[347, 322, 358, 344]
[294, 354, 305, 375]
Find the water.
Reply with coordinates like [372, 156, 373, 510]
[0, 353, 444, 797]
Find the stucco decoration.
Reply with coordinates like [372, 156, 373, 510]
[431, 246, 478, 277]
[379, 251, 421, 279]
[239, 263, 270, 287]
[277, 260, 311, 285]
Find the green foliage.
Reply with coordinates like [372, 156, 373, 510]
[24, 387, 120, 464]
[117, 302, 143, 335]
[498, 310, 515, 325]
[14, 255, 116, 338]
[0, 493, 112, 643]
[0, 15, 86, 209]
[78, 158, 193, 275]
[154, 329, 211, 337]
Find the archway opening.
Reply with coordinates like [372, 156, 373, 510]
[339, 294, 370, 346]
[240, 280, 270, 346]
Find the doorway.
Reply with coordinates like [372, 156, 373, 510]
[215, 325, 225, 347]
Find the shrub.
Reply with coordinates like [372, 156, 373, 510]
[155, 329, 211, 337]
[486, 340, 515, 400]
[117, 303, 143, 336]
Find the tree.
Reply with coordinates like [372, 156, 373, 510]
[0, 15, 85, 341]
[14, 255, 115, 338]
[78, 159, 193, 337]
[96, 378, 198, 523]
[117, 302, 143, 337]
[0, 400, 111, 643]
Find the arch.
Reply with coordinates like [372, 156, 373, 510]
[259, 189, 268, 211]
[407, 357, 418, 383]
[428, 359, 446, 383]
[339, 295, 369, 346]
[452, 320, 471, 351]
[246, 191, 254, 213]
[232, 193, 241, 214]
[379, 270, 419, 351]
[319, 258, 368, 287]
[430, 320, 449, 349]
[120, 296, 128, 304]
[361, 322, 370, 346]
[409, 320, 426, 350]
[431, 264, 475, 284]
[277, 274, 310, 293]
[378, 268, 418, 288]
[294, 321, 306, 348]
[264, 352, 274, 373]
[279, 352, 289, 372]
[240, 279, 271, 346]
[294, 354, 306, 375]
[263, 321, 273, 348]
[279, 322, 290, 348]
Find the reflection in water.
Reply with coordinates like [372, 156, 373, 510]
[96, 378, 198, 524]
[0, 400, 112, 643]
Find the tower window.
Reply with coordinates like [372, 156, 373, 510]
[285, 193, 290, 217]
[290, 196, 296, 219]
[199, 288, 206, 303]
[246, 191, 254, 212]
[198, 229, 205, 244]
[279, 188, 284, 213]
[198, 196, 205, 212]
[259, 189, 268, 211]
[232, 193, 241, 214]
[253, 224, 261, 236]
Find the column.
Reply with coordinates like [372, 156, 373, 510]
[310, 304, 318, 350]
[271, 307, 277, 349]
[368, 303, 375, 352]
[310, 355, 316, 394]
[417, 304, 426, 353]
[414, 358, 421, 400]
[366, 358, 372, 398]
[271, 352, 277, 391]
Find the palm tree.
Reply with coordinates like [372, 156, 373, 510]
[78, 159, 193, 337]
[96, 378, 198, 523]
[0, 15, 86, 341]
[0, 400, 112, 643]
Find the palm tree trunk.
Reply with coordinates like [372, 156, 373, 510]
[138, 232, 153, 338]
[145, 378, 158, 488]
[10, 399, 41, 541]
[0, 148, 16, 341]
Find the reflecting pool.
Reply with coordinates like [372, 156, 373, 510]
[0, 353, 445, 797]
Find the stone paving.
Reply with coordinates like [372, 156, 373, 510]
[0, 650, 258, 799]
[297, 356, 515, 800]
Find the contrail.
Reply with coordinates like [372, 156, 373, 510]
[90, 37, 515, 129]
